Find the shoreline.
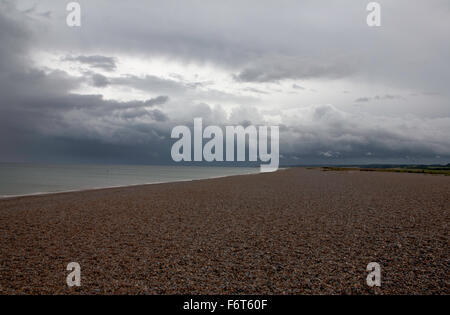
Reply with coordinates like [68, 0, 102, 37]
[0, 168, 266, 201]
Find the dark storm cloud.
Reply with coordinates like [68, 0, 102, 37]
[0, 90, 173, 163]
[0, 5, 174, 163]
[64, 55, 117, 71]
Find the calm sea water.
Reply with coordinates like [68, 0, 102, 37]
[0, 164, 259, 198]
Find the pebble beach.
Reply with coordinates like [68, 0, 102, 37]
[0, 168, 448, 294]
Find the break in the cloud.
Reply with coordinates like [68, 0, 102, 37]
[0, 0, 449, 165]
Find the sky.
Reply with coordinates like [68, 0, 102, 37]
[0, 0, 449, 165]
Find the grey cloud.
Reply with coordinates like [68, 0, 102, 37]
[108, 75, 215, 95]
[21, 4, 51, 19]
[279, 104, 450, 164]
[65, 55, 117, 71]
[0, 4, 30, 71]
[234, 55, 355, 83]
[15, 0, 448, 95]
[87, 72, 215, 95]
[22, 5, 36, 14]
[31, 94, 170, 117]
[374, 94, 403, 100]
[110, 75, 186, 94]
[185, 81, 214, 89]
[97, 73, 255, 105]
[91, 73, 110, 87]
[119, 108, 168, 122]
[144, 96, 169, 106]
[242, 87, 269, 95]
[292, 84, 305, 90]
[148, 109, 168, 122]
[355, 94, 405, 103]
[38, 11, 52, 19]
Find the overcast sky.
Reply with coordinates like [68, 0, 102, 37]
[0, 0, 449, 165]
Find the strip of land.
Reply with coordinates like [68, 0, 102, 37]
[0, 168, 448, 294]
[322, 166, 450, 176]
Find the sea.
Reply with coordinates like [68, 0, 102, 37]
[0, 164, 259, 198]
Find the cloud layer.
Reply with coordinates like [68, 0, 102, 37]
[0, 0, 449, 165]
